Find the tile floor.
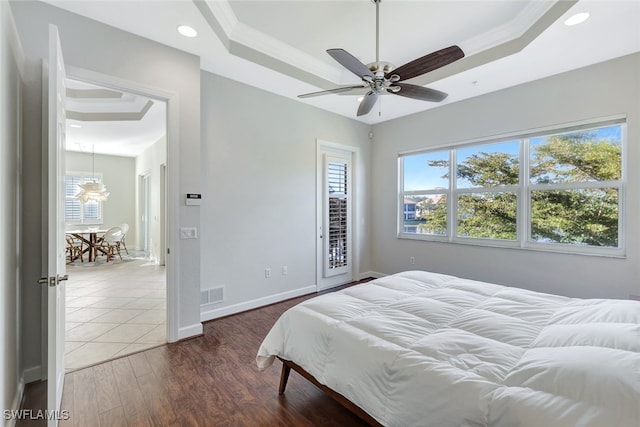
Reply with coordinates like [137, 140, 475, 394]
[65, 253, 166, 371]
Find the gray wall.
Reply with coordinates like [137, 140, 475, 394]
[65, 151, 136, 240]
[0, 0, 24, 417]
[11, 0, 202, 377]
[200, 71, 372, 317]
[371, 53, 640, 299]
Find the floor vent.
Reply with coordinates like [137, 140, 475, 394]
[201, 287, 224, 306]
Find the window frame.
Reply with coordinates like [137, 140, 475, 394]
[398, 116, 626, 257]
[65, 171, 104, 225]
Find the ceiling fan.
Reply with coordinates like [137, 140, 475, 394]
[298, 0, 465, 116]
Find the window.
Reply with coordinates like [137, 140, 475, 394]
[401, 150, 449, 236]
[456, 140, 520, 241]
[399, 119, 625, 255]
[65, 173, 103, 224]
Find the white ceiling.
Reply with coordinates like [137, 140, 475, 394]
[46, 0, 640, 156]
[64, 79, 166, 157]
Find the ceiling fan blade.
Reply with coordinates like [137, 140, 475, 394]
[357, 91, 379, 116]
[387, 45, 464, 81]
[327, 48, 374, 79]
[298, 85, 367, 99]
[392, 83, 448, 102]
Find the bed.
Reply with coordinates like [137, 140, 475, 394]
[256, 270, 640, 426]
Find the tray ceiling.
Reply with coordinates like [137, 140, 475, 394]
[39, 0, 640, 155]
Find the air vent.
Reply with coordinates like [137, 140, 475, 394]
[201, 287, 224, 306]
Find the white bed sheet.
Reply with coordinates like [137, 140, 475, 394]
[256, 271, 640, 427]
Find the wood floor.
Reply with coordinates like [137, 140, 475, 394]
[18, 281, 372, 427]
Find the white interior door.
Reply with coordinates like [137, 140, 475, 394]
[42, 24, 67, 426]
[317, 147, 353, 290]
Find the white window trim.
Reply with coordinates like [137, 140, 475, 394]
[398, 116, 626, 257]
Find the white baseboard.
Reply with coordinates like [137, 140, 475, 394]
[177, 323, 203, 340]
[201, 285, 316, 322]
[22, 365, 41, 384]
[360, 271, 385, 279]
[6, 377, 25, 427]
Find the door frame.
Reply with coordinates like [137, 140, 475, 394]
[64, 65, 180, 342]
[159, 163, 167, 266]
[316, 139, 359, 291]
[139, 171, 152, 258]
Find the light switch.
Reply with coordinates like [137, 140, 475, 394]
[180, 227, 197, 239]
[186, 193, 202, 206]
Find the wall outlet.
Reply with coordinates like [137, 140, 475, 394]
[282, 266, 288, 275]
[409, 256, 415, 265]
[265, 268, 271, 278]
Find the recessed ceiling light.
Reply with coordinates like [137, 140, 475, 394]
[69, 124, 82, 128]
[564, 12, 590, 26]
[177, 25, 198, 38]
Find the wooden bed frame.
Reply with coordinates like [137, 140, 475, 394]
[277, 357, 383, 427]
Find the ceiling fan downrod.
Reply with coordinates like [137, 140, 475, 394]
[374, 0, 380, 64]
[368, 0, 393, 76]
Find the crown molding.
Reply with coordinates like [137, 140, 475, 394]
[195, 0, 345, 89]
[66, 88, 123, 99]
[402, 0, 578, 87]
[195, 0, 577, 93]
[461, 1, 557, 55]
[67, 99, 154, 121]
[231, 21, 343, 83]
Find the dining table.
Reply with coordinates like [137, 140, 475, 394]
[65, 228, 108, 262]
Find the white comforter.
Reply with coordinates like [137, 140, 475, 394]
[256, 271, 640, 427]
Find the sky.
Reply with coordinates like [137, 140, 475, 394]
[403, 124, 622, 191]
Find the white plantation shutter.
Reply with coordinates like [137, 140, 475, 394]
[324, 157, 350, 276]
[83, 201, 100, 222]
[64, 172, 103, 224]
[65, 175, 81, 222]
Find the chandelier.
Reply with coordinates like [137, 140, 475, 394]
[75, 147, 109, 202]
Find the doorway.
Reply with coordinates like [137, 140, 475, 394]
[63, 78, 169, 371]
[140, 172, 151, 258]
[316, 140, 358, 291]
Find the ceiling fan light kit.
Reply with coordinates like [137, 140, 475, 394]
[298, 0, 465, 116]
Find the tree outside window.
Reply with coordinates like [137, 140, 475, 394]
[400, 121, 623, 254]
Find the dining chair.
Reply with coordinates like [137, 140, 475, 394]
[65, 236, 84, 263]
[97, 226, 124, 262]
[118, 223, 130, 255]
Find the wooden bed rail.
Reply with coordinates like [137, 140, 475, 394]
[277, 357, 384, 427]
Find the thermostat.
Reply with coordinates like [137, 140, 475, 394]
[186, 193, 202, 206]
